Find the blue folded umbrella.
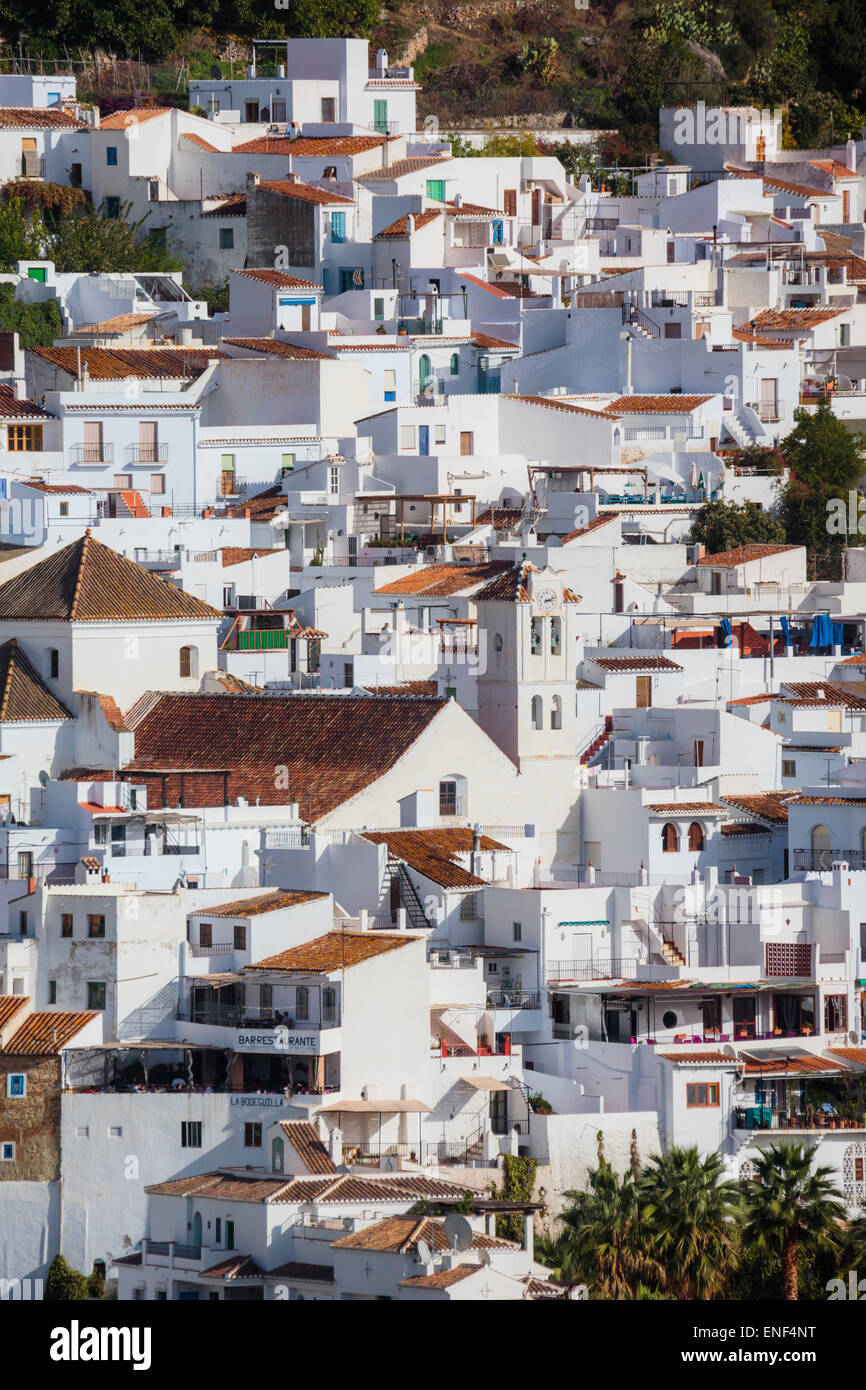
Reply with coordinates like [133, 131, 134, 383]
[780, 614, 791, 646]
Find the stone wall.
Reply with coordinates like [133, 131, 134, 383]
[0, 1057, 62, 1183]
[529, 1110, 663, 1228]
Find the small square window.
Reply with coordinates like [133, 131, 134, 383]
[108, 1126, 122, 1138]
[219, 227, 234, 250]
[7, 1073, 25, 1097]
[59, 501, 68, 517]
[76, 1125, 89, 1139]
[88, 914, 106, 939]
[181, 1121, 202, 1148]
[1, 1143, 15, 1160]
[244, 1122, 262, 1147]
[199, 923, 212, 948]
[782, 759, 796, 777]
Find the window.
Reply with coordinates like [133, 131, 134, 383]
[434, 424, 446, 446]
[504, 189, 517, 217]
[295, 985, 309, 1020]
[7, 425, 42, 451]
[18, 911, 27, 936]
[343, 662, 354, 688]
[450, 352, 459, 376]
[687, 822, 704, 852]
[513, 921, 522, 942]
[113, 473, 132, 490]
[88, 914, 105, 938]
[400, 425, 415, 450]
[106, 146, 118, 165]
[17, 851, 32, 878]
[321, 97, 336, 122]
[61, 913, 73, 938]
[550, 617, 561, 654]
[219, 227, 234, 250]
[373, 98, 388, 133]
[76, 1124, 89, 1138]
[811, 823, 832, 869]
[1, 1143, 14, 1160]
[271, 99, 286, 124]
[7, 1073, 25, 1097]
[339, 267, 364, 292]
[48, 980, 56, 1004]
[531, 695, 543, 730]
[439, 779, 459, 816]
[199, 922, 212, 948]
[110, 823, 126, 857]
[323, 987, 337, 1022]
[662, 822, 680, 853]
[383, 368, 396, 402]
[105, 197, 120, 219]
[87, 981, 106, 1011]
[329, 464, 340, 495]
[59, 502, 68, 517]
[181, 1121, 202, 1149]
[686, 1083, 719, 1107]
[374, 297, 385, 321]
[138, 421, 158, 463]
[530, 618, 542, 655]
[281, 452, 295, 473]
[825, 994, 847, 1032]
[150, 473, 165, 495]
[782, 759, 796, 777]
[244, 101, 259, 122]
[234, 924, 247, 950]
[244, 1122, 262, 1148]
[330, 211, 346, 243]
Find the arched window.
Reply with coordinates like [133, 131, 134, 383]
[811, 823, 832, 870]
[494, 632, 503, 666]
[662, 822, 680, 853]
[450, 352, 459, 376]
[272, 1136, 284, 1173]
[47, 648, 59, 679]
[687, 822, 704, 852]
[550, 617, 561, 655]
[531, 695, 543, 730]
[179, 645, 198, 679]
[418, 354, 432, 393]
[550, 694, 562, 730]
[530, 618, 543, 655]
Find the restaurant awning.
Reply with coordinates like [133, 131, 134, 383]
[460, 1076, 512, 1092]
[316, 1099, 431, 1113]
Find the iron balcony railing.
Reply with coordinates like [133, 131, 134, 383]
[486, 989, 543, 1009]
[734, 1108, 865, 1132]
[793, 849, 865, 871]
[546, 958, 640, 983]
[124, 443, 168, 465]
[70, 442, 113, 464]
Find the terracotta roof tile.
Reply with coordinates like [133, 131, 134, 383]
[646, 802, 727, 813]
[201, 890, 326, 918]
[375, 209, 443, 238]
[590, 655, 683, 672]
[71, 313, 156, 336]
[511, 393, 616, 420]
[222, 337, 333, 360]
[265, 1261, 334, 1282]
[719, 791, 795, 824]
[3, 1010, 98, 1054]
[605, 395, 713, 414]
[362, 828, 509, 888]
[219, 545, 284, 566]
[697, 544, 799, 567]
[280, 1120, 336, 1175]
[179, 131, 220, 152]
[0, 639, 72, 721]
[234, 134, 390, 156]
[98, 107, 172, 129]
[29, 346, 224, 380]
[561, 514, 619, 544]
[0, 107, 86, 129]
[233, 268, 320, 291]
[119, 690, 448, 820]
[744, 308, 844, 333]
[145, 1172, 295, 1202]
[808, 159, 861, 179]
[258, 178, 354, 206]
[657, 1051, 734, 1064]
[145, 1170, 480, 1204]
[399, 1264, 482, 1289]
[0, 384, 51, 418]
[332, 1215, 512, 1254]
[199, 1254, 264, 1279]
[720, 821, 771, 836]
[202, 193, 246, 217]
[373, 561, 510, 597]
[361, 680, 438, 696]
[244, 930, 415, 975]
[358, 156, 450, 182]
[0, 996, 29, 1030]
[0, 533, 221, 622]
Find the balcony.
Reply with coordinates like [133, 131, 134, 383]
[486, 989, 542, 1009]
[399, 317, 443, 336]
[125, 443, 168, 465]
[793, 848, 865, 871]
[734, 1108, 866, 1132]
[70, 442, 114, 464]
[546, 958, 640, 983]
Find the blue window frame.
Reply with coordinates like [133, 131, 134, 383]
[450, 353, 459, 376]
[340, 268, 364, 292]
[8, 1074, 25, 1097]
[330, 211, 346, 243]
[1, 1143, 14, 1160]
[105, 197, 120, 219]
[106, 147, 118, 166]
[492, 219, 504, 245]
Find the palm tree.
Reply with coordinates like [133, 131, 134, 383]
[558, 1155, 664, 1298]
[742, 1142, 846, 1300]
[640, 1147, 740, 1298]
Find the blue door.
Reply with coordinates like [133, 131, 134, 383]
[418, 425, 429, 456]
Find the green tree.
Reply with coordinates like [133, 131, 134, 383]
[50, 202, 182, 274]
[741, 1142, 845, 1301]
[639, 1147, 740, 1298]
[285, 0, 380, 39]
[556, 1152, 664, 1298]
[690, 499, 787, 554]
[0, 283, 63, 348]
[45, 1254, 89, 1301]
[778, 400, 866, 551]
[0, 197, 45, 271]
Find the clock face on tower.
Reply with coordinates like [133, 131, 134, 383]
[535, 587, 557, 611]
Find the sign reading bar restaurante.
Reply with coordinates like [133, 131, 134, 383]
[233, 1027, 319, 1052]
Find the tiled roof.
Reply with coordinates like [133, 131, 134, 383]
[234, 134, 389, 156]
[280, 1120, 336, 1175]
[361, 680, 438, 696]
[98, 107, 172, 129]
[0, 639, 72, 721]
[373, 561, 510, 598]
[244, 930, 415, 975]
[332, 1215, 512, 1254]
[472, 333, 519, 350]
[120, 691, 448, 819]
[829, 1048, 866, 1066]
[361, 828, 509, 888]
[29, 346, 223, 380]
[730, 326, 794, 349]
[696, 544, 799, 567]
[605, 395, 713, 414]
[145, 1172, 295, 1202]
[789, 795, 866, 806]
[744, 308, 843, 332]
[738, 1053, 848, 1076]
[473, 561, 533, 603]
[202, 193, 246, 217]
[561, 514, 619, 544]
[22, 479, 90, 495]
[646, 802, 727, 814]
[0, 995, 29, 1030]
[233, 268, 321, 291]
[179, 131, 219, 152]
[780, 681, 866, 709]
[657, 1051, 734, 1064]
[0, 533, 221, 622]
[222, 337, 333, 360]
[375, 209, 442, 238]
[590, 655, 683, 672]
[762, 174, 840, 198]
[399, 1264, 482, 1289]
[220, 545, 285, 566]
[3, 1010, 98, 1054]
[511, 393, 616, 420]
[200, 1254, 264, 1280]
[719, 791, 795, 824]
[358, 156, 450, 182]
[201, 889, 326, 918]
[476, 506, 524, 528]
[71, 313, 156, 335]
[720, 821, 771, 836]
[258, 178, 354, 206]
[725, 693, 774, 706]
[0, 384, 51, 418]
[0, 107, 86, 129]
[808, 159, 861, 179]
[145, 1171, 480, 1204]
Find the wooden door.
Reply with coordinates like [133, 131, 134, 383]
[636, 675, 651, 708]
[460, 431, 473, 455]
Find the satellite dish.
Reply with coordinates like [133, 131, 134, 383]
[444, 1213, 473, 1253]
[417, 1239, 433, 1265]
[210, 64, 223, 80]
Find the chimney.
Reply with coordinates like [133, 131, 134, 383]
[405, 213, 414, 235]
[847, 138, 857, 172]
[246, 171, 260, 191]
[285, 171, 300, 184]
[453, 193, 462, 208]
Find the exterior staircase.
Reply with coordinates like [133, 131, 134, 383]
[580, 715, 613, 765]
[722, 410, 755, 449]
[660, 937, 686, 967]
